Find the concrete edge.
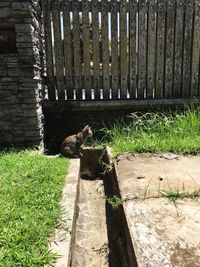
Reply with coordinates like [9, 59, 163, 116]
[48, 159, 80, 267]
[106, 146, 139, 267]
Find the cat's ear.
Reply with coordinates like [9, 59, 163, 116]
[83, 125, 90, 131]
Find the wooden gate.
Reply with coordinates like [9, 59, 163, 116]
[42, 0, 200, 101]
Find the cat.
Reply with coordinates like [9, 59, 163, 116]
[60, 125, 93, 158]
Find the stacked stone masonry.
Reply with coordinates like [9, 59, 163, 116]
[0, 0, 44, 146]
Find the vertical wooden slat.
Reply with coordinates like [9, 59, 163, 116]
[147, 0, 157, 98]
[138, 0, 147, 99]
[73, 0, 82, 99]
[43, 0, 56, 100]
[182, 0, 194, 98]
[173, 0, 184, 98]
[82, 0, 91, 99]
[92, 0, 100, 99]
[52, 0, 65, 99]
[111, 0, 119, 99]
[129, 0, 137, 99]
[101, 0, 110, 99]
[63, 0, 73, 99]
[191, 0, 200, 97]
[155, 0, 166, 98]
[199, 59, 200, 96]
[120, 0, 128, 99]
[164, 0, 175, 98]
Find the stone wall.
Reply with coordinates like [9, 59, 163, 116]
[0, 0, 44, 146]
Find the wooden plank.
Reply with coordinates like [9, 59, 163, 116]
[92, 0, 100, 99]
[82, 0, 91, 99]
[164, 0, 175, 98]
[101, 0, 110, 99]
[191, 0, 200, 97]
[155, 0, 166, 98]
[173, 0, 184, 97]
[147, 0, 157, 98]
[138, 0, 147, 99]
[129, 0, 137, 99]
[43, 0, 56, 100]
[182, 0, 194, 98]
[63, 0, 73, 99]
[199, 59, 200, 96]
[111, 0, 119, 99]
[120, 0, 128, 99]
[72, 0, 82, 99]
[52, 0, 65, 99]
[43, 98, 200, 112]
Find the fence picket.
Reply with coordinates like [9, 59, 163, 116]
[164, 0, 175, 98]
[43, 0, 56, 100]
[173, 0, 184, 97]
[101, 0, 110, 99]
[147, 0, 157, 98]
[191, 0, 200, 97]
[182, 0, 194, 97]
[92, 0, 100, 99]
[73, 0, 82, 99]
[111, 0, 119, 99]
[82, 0, 91, 99]
[52, 0, 65, 99]
[138, 0, 147, 99]
[155, 0, 166, 98]
[63, 0, 74, 99]
[129, 0, 137, 99]
[120, 0, 128, 99]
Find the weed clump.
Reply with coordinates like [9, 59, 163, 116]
[102, 108, 200, 155]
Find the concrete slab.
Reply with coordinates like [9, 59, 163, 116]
[115, 153, 200, 199]
[125, 198, 200, 267]
[114, 153, 200, 267]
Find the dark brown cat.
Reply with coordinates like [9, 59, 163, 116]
[60, 125, 93, 158]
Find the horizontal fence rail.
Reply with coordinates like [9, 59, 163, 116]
[42, 0, 200, 101]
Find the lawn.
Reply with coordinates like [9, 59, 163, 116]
[102, 108, 200, 155]
[0, 149, 69, 267]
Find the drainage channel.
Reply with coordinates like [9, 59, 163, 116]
[68, 148, 137, 267]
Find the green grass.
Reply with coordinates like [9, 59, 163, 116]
[106, 195, 123, 209]
[101, 108, 200, 155]
[106, 189, 200, 210]
[0, 149, 69, 267]
[160, 188, 200, 201]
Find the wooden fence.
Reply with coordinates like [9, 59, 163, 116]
[42, 0, 200, 101]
